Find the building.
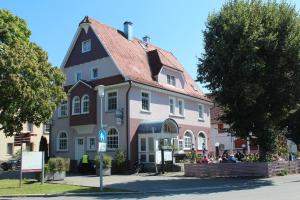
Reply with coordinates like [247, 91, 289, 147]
[50, 16, 212, 168]
[0, 122, 49, 161]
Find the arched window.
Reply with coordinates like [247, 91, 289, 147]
[57, 131, 68, 151]
[198, 132, 207, 150]
[81, 95, 89, 114]
[184, 131, 193, 149]
[72, 96, 80, 115]
[107, 128, 119, 150]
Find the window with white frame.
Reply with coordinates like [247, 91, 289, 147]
[178, 139, 184, 151]
[198, 104, 204, 120]
[167, 74, 175, 86]
[82, 39, 91, 53]
[91, 67, 98, 79]
[198, 132, 207, 150]
[81, 95, 90, 114]
[57, 131, 68, 151]
[44, 122, 50, 133]
[184, 131, 193, 149]
[107, 128, 119, 150]
[107, 91, 117, 111]
[141, 91, 150, 111]
[87, 137, 96, 151]
[169, 97, 175, 114]
[59, 101, 68, 117]
[178, 99, 184, 116]
[72, 96, 80, 115]
[75, 72, 82, 82]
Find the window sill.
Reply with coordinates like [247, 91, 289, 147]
[56, 150, 69, 152]
[106, 149, 118, 152]
[81, 112, 90, 115]
[140, 110, 151, 114]
[198, 118, 204, 122]
[72, 113, 81, 116]
[169, 114, 185, 119]
[105, 110, 117, 113]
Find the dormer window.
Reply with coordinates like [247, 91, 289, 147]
[91, 67, 98, 79]
[167, 75, 175, 86]
[82, 39, 91, 53]
[75, 72, 82, 82]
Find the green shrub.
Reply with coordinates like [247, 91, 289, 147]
[114, 149, 126, 167]
[47, 157, 70, 173]
[278, 168, 288, 176]
[95, 154, 112, 169]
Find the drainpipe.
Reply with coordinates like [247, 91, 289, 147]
[126, 81, 132, 166]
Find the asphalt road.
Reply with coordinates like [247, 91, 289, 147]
[4, 174, 300, 200]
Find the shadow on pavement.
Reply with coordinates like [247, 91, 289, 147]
[89, 177, 273, 199]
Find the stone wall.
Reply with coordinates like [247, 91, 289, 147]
[185, 160, 300, 178]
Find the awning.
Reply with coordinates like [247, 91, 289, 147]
[137, 118, 179, 134]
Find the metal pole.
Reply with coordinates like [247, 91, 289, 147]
[99, 96, 103, 192]
[41, 151, 45, 184]
[19, 144, 23, 188]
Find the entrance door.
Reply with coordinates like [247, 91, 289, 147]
[75, 137, 85, 162]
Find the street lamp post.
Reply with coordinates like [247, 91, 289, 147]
[247, 131, 252, 154]
[95, 85, 105, 192]
[215, 142, 220, 158]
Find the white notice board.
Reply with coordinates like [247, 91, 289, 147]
[21, 152, 43, 172]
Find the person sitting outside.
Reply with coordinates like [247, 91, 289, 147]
[202, 155, 209, 164]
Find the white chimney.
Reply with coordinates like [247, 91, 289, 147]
[124, 21, 133, 41]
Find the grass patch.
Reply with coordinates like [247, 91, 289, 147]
[0, 179, 127, 196]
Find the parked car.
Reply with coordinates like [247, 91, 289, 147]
[0, 159, 21, 171]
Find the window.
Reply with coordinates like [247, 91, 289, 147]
[178, 99, 184, 116]
[72, 96, 80, 115]
[198, 104, 204, 120]
[75, 72, 82, 82]
[44, 123, 50, 133]
[184, 131, 193, 149]
[141, 91, 150, 111]
[7, 143, 13, 155]
[140, 138, 146, 151]
[218, 123, 224, 134]
[27, 123, 33, 132]
[107, 91, 117, 111]
[87, 137, 96, 151]
[59, 101, 68, 117]
[167, 75, 175, 86]
[198, 132, 207, 150]
[107, 128, 119, 150]
[169, 97, 175, 114]
[82, 39, 91, 53]
[178, 140, 184, 151]
[91, 67, 98, 79]
[81, 95, 90, 114]
[57, 131, 68, 151]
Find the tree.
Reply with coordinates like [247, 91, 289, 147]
[0, 10, 66, 136]
[197, 0, 300, 160]
[282, 109, 300, 150]
[39, 136, 49, 162]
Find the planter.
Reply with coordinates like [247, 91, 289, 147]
[45, 171, 66, 181]
[96, 167, 111, 176]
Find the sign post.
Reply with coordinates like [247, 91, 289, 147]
[97, 128, 107, 192]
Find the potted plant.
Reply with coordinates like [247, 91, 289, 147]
[95, 154, 112, 176]
[45, 157, 70, 181]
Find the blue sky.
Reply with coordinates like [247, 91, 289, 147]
[1, 0, 300, 93]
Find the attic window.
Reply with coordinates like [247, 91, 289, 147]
[167, 75, 175, 86]
[82, 39, 91, 53]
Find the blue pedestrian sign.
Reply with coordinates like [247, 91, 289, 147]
[97, 129, 107, 152]
[98, 129, 107, 143]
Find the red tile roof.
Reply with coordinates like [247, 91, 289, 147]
[85, 17, 210, 102]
